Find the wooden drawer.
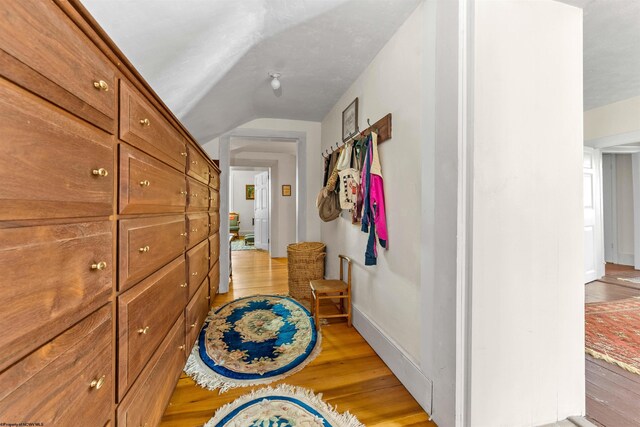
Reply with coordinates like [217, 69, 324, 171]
[209, 188, 220, 212]
[119, 144, 187, 214]
[209, 260, 220, 299]
[187, 177, 209, 211]
[187, 213, 209, 249]
[120, 81, 187, 172]
[187, 146, 209, 184]
[209, 232, 220, 267]
[209, 167, 220, 190]
[0, 0, 116, 133]
[209, 212, 220, 235]
[0, 78, 113, 221]
[0, 221, 112, 370]
[117, 314, 186, 427]
[119, 215, 186, 291]
[117, 256, 187, 400]
[0, 306, 113, 426]
[186, 279, 210, 347]
[187, 239, 209, 300]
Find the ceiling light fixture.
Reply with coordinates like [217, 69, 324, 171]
[269, 72, 281, 90]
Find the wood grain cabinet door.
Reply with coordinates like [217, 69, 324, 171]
[187, 213, 209, 249]
[119, 144, 187, 214]
[209, 212, 220, 236]
[117, 256, 187, 401]
[187, 146, 209, 184]
[209, 168, 220, 190]
[187, 239, 209, 300]
[119, 81, 187, 172]
[117, 314, 186, 427]
[118, 215, 186, 291]
[0, 0, 116, 133]
[209, 189, 220, 212]
[0, 79, 113, 221]
[0, 306, 113, 427]
[209, 232, 220, 268]
[185, 280, 210, 348]
[209, 260, 220, 299]
[187, 177, 209, 211]
[0, 221, 112, 371]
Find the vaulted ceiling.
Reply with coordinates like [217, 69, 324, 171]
[83, 0, 421, 142]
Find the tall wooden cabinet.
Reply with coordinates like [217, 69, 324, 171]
[0, 1, 221, 425]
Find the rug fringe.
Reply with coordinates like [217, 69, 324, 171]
[586, 348, 640, 376]
[204, 384, 365, 427]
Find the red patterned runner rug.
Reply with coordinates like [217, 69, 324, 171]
[585, 297, 640, 375]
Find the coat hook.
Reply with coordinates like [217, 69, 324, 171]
[367, 118, 371, 128]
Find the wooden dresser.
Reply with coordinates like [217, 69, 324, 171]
[0, 1, 221, 425]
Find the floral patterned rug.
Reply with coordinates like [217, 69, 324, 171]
[186, 295, 321, 392]
[205, 384, 364, 427]
[585, 297, 640, 375]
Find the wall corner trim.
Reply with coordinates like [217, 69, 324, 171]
[352, 306, 434, 414]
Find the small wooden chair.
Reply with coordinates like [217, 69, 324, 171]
[309, 255, 352, 330]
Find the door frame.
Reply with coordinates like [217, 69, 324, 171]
[601, 153, 618, 264]
[584, 147, 606, 282]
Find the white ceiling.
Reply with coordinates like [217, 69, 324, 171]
[581, 0, 640, 110]
[83, 0, 421, 142]
[230, 138, 298, 156]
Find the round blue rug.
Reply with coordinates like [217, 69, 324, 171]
[186, 295, 321, 392]
[205, 384, 364, 427]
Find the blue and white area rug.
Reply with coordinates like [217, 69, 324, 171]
[205, 384, 365, 427]
[186, 295, 321, 392]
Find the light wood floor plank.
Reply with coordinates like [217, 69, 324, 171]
[161, 249, 433, 426]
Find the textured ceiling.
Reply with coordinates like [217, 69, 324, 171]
[582, 0, 640, 110]
[83, 0, 421, 142]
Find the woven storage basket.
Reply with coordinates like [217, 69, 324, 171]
[287, 242, 326, 309]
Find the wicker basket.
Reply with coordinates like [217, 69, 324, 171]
[287, 242, 326, 309]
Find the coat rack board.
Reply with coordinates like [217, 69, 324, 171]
[361, 113, 392, 144]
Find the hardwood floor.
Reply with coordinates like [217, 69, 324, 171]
[585, 263, 640, 427]
[160, 249, 434, 426]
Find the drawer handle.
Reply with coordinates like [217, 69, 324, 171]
[179, 345, 186, 351]
[191, 193, 198, 198]
[192, 228, 198, 232]
[139, 179, 151, 187]
[139, 118, 150, 126]
[192, 272, 198, 276]
[206, 296, 211, 301]
[180, 232, 188, 237]
[138, 326, 150, 335]
[180, 283, 188, 288]
[93, 80, 109, 91]
[92, 168, 109, 177]
[91, 261, 107, 271]
[181, 152, 188, 157]
[180, 190, 188, 195]
[138, 246, 150, 253]
[192, 160, 198, 165]
[90, 375, 106, 390]
[190, 323, 196, 328]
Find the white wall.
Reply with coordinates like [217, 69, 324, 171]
[229, 169, 260, 235]
[321, 2, 440, 418]
[470, 1, 584, 425]
[232, 151, 297, 257]
[584, 95, 640, 142]
[616, 154, 635, 264]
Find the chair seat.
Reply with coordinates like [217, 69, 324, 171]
[310, 279, 347, 294]
[230, 226, 240, 231]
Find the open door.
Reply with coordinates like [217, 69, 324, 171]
[584, 147, 603, 283]
[254, 171, 269, 251]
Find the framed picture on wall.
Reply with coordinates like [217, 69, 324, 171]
[342, 97, 359, 141]
[282, 185, 291, 196]
[246, 184, 255, 200]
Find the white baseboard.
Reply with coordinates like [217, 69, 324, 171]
[617, 252, 634, 267]
[352, 306, 433, 414]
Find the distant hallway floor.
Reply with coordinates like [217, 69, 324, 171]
[161, 249, 434, 426]
[585, 263, 640, 427]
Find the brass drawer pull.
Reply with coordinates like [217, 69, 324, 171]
[139, 118, 150, 126]
[139, 179, 150, 187]
[91, 261, 107, 271]
[206, 296, 211, 301]
[90, 375, 106, 390]
[192, 228, 198, 232]
[192, 160, 198, 165]
[192, 272, 198, 276]
[92, 168, 109, 177]
[137, 326, 150, 335]
[180, 283, 188, 288]
[181, 152, 187, 157]
[190, 323, 196, 328]
[93, 80, 109, 91]
[180, 232, 188, 237]
[180, 190, 188, 195]
[138, 245, 150, 253]
[191, 193, 198, 198]
[179, 345, 186, 351]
